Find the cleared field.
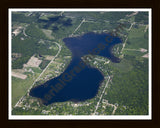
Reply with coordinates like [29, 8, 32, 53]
[23, 56, 42, 68]
[12, 68, 41, 107]
[42, 29, 55, 40]
[125, 25, 148, 49]
[12, 26, 22, 36]
[12, 71, 27, 79]
[142, 53, 149, 58]
[44, 55, 55, 61]
[110, 59, 133, 73]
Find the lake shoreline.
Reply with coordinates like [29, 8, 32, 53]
[30, 32, 122, 105]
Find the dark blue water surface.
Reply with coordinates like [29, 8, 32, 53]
[29, 32, 122, 105]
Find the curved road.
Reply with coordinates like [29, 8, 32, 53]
[14, 41, 62, 108]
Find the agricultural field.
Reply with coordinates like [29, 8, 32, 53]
[12, 68, 41, 106]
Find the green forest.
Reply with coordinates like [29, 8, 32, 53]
[25, 23, 47, 39]
[106, 55, 148, 115]
[12, 24, 58, 69]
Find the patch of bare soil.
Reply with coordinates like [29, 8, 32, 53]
[12, 71, 27, 79]
[23, 56, 42, 67]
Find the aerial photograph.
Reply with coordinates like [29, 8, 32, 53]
[9, 9, 151, 119]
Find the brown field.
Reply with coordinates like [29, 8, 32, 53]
[12, 26, 22, 36]
[42, 29, 55, 39]
[12, 71, 27, 79]
[45, 55, 54, 61]
[12, 69, 25, 73]
[142, 53, 149, 58]
[23, 56, 42, 68]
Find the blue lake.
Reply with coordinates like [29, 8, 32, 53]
[29, 32, 122, 105]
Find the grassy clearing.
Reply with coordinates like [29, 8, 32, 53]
[123, 50, 144, 57]
[110, 59, 133, 73]
[42, 29, 55, 40]
[12, 68, 41, 107]
[125, 26, 148, 49]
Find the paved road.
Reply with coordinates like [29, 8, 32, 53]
[70, 19, 85, 36]
[93, 76, 111, 115]
[27, 41, 61, 94]
[14, 41, 62, 108]
[121, 22, 135, 53]
[23, 27, 28, 37]
[14, 18, 85, 108]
